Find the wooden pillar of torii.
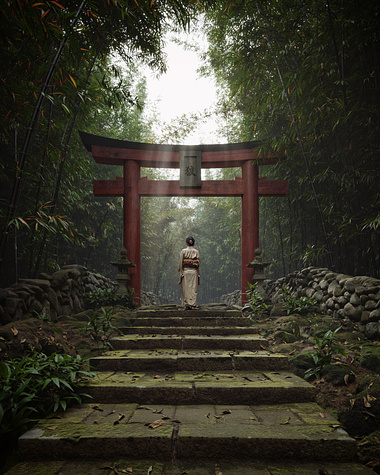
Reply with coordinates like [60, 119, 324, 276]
[80, 132, 288, 305]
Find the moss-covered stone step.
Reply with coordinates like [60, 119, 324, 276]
[5, 459, 375, 474]
[82, 370, 316, 405]
[120, 325, 260, 335]
[17, 402, 355, 462]
[110, 334, 268, 351]
[89, 349, 290, 372]
[137, 309, 242, 318]
[130, 316, 254, 327]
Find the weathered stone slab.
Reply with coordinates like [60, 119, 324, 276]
[18, 403, 173, 460]
[175, 421, 354, 460]
[81, 370, 316, 405]
[233, 351, 290, 371]
[110, 334, 268, 351]
[131, 316, 251, 327]
[137, 309, 242, 318]
[17, 402, 355, 462]
[5, 460, 375, 475]
[90, 350, 290, 373]
[120, 325, 260, 335]
[177, 352, 233, 371]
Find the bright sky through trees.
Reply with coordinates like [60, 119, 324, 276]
[144, 32, 222, 145]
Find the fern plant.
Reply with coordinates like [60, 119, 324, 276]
[305, 327, 347, 379]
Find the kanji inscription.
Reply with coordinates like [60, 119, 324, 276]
[180, 151, 201, 187]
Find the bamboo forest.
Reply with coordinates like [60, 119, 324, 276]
[0, 0, 379, 303]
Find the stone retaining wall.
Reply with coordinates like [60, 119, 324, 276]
[0, 265, 117, 326]
[263, 267, 380, 339]
[140, 291, 167, 307]
[220, 290, 241, 307]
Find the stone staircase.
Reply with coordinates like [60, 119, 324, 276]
[7, 305, 373, 474]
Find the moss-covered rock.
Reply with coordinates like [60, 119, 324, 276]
[273, 330, 298, 343]
[320, 364, 355, 386]
[339, 375, 380, 437]
[361, 345, 380, 373]
[356, 429, 380, 472]
[289, 353, 314, 378]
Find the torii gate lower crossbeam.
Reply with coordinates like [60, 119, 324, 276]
[80, 132, 288, 305]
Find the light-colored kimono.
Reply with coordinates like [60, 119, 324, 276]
[178, 245, 200, 307]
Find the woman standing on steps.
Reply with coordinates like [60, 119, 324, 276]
[178, 236, 200, 309]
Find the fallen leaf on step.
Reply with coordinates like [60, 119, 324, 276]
[46, 426, 57, 430]
[154, 375, 161, 379]
[11, 327, 18, 336]
[357, 439, 369, 446]
[364, 396, 372, 408]
[147, 465, 153, 474]
[114, 413, 125, 425]
[249, 417, 256, 420]
[319, 412, 326, 419]
[221, 409, 231, 415]
[205, 413, 210, 419]
[149, 419, 165, 429]
[362, 410, 376, 418]
[280, 417, 291, 425]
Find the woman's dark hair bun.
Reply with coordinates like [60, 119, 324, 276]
[186, 236, 195, 245]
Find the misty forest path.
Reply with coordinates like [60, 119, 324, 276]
[7, 304, 374, 474]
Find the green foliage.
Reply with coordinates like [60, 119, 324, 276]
[117, 287, 138, 310]
[280, 286, 317, 316]
[0, 0, 210, 284]
[202, 0, 380, 279]
[85, 289, 119, 309]
[80, 307, 122, 351]
[8, 202, 86, 246]
[85, 288, 137, 310]
[305, 328, 348, 379]
[0, 353, 95, 441]
[243, 282, 268, 318]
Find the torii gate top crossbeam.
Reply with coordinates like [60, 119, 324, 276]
[79, 131, 280, 168]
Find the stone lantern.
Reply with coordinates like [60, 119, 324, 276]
[111, 248, 136, 297]
[247, 248, 270, 293]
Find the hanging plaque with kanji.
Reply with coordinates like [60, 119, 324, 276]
[180, 151, 201, 187]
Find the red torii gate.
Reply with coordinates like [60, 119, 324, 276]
[80, 132, 288, 305]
